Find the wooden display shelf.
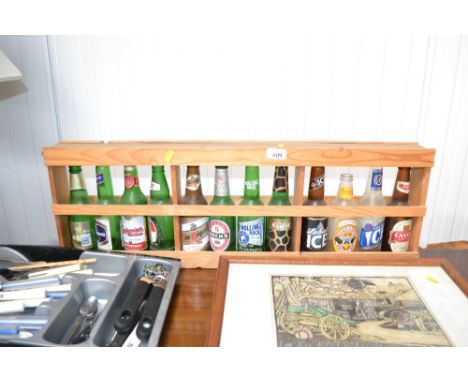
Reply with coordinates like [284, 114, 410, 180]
[43, 140, 434, 268]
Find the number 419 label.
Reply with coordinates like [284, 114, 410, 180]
[266, 147, 287, 160]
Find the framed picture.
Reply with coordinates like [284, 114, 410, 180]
[206, 256, 468, 347]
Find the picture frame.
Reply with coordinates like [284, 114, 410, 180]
[206, 256, 468, 347]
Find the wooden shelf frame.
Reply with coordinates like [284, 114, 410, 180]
[43, 140, 435, 268]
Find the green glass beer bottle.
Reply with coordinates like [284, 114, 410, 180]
[95, 166, 121, 250]
[120, 165, 148, 250]
[149, 166, 174, 250]
[267, 166, 292, 251]
[209, 166, 236, 251]
[237, 166, 265, 251]
[68, 166, 96, 250]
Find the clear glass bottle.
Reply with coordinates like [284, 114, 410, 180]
[328, 173, 358, 253]
[357, 168, 385, 251]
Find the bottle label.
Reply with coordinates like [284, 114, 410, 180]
[70, 221, 93, 250]
[371, 169, 383, 191]
[333, 219, 358, 252]
[310, 175, 324, 191]
[338, 186, 353, 200]
[96, 173, 105, 185]
[209, 219, 231, 251]
[149, 217, 163, 247]
[268, 217, 292, 251]
[359, 220, 384, 249]
[186, 174, 201, 191]
[245, 179, 259, 191]
[181, 217, 209, 251]
[125, 174, 139, 189]
[396, 181, 410, 194]
[238, 217, 264, 249]
[150, 181, 161, 191]
[121, 216, 147, 250]
[95, 217, 113, 250]
[214, 169, 229, 197]
[273, 167, 288, 193]
[303, 218, 328, 251]
[389, 219, 412, 252]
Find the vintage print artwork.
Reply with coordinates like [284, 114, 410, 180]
[272, 275, 451, 347]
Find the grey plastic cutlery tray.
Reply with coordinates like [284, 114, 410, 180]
[0, 251, 180, 347]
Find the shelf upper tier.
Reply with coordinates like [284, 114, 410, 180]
[43, 141, 435, 167]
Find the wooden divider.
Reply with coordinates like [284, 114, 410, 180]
[43, 141, 435, 268]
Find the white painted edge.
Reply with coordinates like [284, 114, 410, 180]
[0, 49, 22, 82]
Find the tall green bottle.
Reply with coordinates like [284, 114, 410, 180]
[95, 166, 121, 250]
[209, 166, 236, 251]
[120, 166, 148, 250]
[68, 166, 96, 250]
[267, 166, 292, 251]
[237, 166, 265, 251]
[149, 166, 174, 250]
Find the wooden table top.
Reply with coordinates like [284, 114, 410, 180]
[159, 268, 217, 347]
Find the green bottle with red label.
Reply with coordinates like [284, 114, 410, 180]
[68, 166, 96, 250]
[209, 166, 236, 251]
[120, 165, 148, 250]
[267, 166, 292, 251]
[95, 165, 121, 250]
[149, 166, 174, 250]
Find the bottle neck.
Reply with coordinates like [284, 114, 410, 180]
[336, 178, 354, 200]
[307, 167, 325, 201]
[243, 166, 260, 200]
[392, 167, 411, 202]
[150, 166, 170, 199]
[271, 166, 289, 202]
[70, 171, 86, 191]
[96, 166, 114, 200]
[364, 168, 383, 195]
[184, 165, 205, 198]
[124, 166, 141, 190]
[213, 166, 230, 198]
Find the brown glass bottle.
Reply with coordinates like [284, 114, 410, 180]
[381, 167, 412, 252]
[301, 167, 327, 251]
[180, 166, 210, 251]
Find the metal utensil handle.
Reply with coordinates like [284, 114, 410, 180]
[114, 279, 151, 334]
[135, 285, 165, 342]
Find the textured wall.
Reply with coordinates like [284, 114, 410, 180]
[0, 35, 467, 246]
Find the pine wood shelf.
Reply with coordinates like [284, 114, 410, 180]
[43, 140, 435, 268]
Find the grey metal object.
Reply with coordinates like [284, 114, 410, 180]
[0, 251, 180, 347]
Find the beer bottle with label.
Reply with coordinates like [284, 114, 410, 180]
[301, 167, 327, 251]
[120, 166, 148, 250]
[180, 166, 210, 251]
[267, 166, 292, 252]
[68, 166, 96, 250]
[357, 168, 385, 251]
[382, 167, 412, 252]
[209, 166, 236, 252]
[95, 166, 121, 250]
[238, 166, 265, 251]
[149, 166, 174, 250]
[328, 173, 358, 253]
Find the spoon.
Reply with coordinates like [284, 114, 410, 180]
[63, 295, 98, 344]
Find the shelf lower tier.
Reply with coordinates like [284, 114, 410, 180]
[113, 250, 420, 268]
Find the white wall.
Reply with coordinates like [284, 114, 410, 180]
[0, 35, 467, 247]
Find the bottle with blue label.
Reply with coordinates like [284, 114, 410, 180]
[357, 167, 385, 251]
[95, 166, 121, 250]
[237, 166, 265, 251]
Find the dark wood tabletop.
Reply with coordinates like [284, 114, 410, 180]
[159, 268, 217, 347]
